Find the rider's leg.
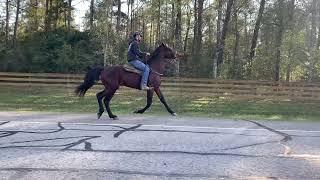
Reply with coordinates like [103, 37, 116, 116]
[141, 65, 150, 88]
[129, 60, 152, 90]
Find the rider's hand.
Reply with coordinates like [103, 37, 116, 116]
[146, 53, 150, 56]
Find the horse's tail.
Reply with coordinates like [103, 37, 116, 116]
[75, 67, 104, 97]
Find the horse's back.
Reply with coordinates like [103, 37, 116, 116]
[100, 65, 141, 89]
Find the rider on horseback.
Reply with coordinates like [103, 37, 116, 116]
[127, 32, 153, 91]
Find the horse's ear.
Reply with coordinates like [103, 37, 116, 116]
[161, 42, 165, 47]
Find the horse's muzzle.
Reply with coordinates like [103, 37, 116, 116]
[175, 52, 184, 59]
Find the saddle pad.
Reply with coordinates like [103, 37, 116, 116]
[123, 64, 143, 75]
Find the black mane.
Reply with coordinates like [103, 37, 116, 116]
[147, 45, 163, 65]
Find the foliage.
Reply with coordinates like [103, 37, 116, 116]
[0, 29, 102, 73]
[1, 0, 320, 81]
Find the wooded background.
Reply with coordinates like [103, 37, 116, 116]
[0, 0, 319, 81]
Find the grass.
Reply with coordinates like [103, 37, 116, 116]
[0, 86, 319, 121]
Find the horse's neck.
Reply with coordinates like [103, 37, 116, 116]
[149, 58, 165, 74]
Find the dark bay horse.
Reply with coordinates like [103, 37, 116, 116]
[75, 43, 179, 119]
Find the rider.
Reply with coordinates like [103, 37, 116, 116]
[127, 32, 153, 91]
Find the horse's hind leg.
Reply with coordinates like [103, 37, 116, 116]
[134, 90, 154, 114]
[96, 90, 107, 119]
[103, 88, 118, 119]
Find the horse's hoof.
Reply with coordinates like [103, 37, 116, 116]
[134, 110, 143, 114]
[172, 113, 177, 116]
[111, 116, 119, 120]
[97, 113, 103, 119]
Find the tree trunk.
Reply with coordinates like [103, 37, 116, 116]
[217, 0, 234, 66]
[157, 0, 161, 43]
[103, 1, 111, 66]
[142, 8, 146, 40]
[274, 0, 285, 81]
[174, 0, 182, 76]
[44, 0, 50, 31]
[13, 0, 21, 47]
[64, 8, 67, 28]
[150, 22, 153, 48]
[34, 0, 39, 31]
[286, 0, 295, 82]
[104, 42, 108, 66]
[232, 2, 240, 79]
[130, 0, 133, 32]
[318, 0, 320, 49]
[247, 0, 266, 78]
[285, 57, 292, 82]
[165, 0, 168, 40]
[49, 0, 53, 29]
[126, 0, 130, 38]
[192, 0, 197, 54]
[192, 0, 204, 56]
[212, 0, 223, 79]
[5, 0, 10, 47]
[116, 0, 121, 31]
[308, 0, 317, 82]
[183, 8, 191, 52]
[171, 1, 175, 46]
[67, 0, 72, 32]
[90, 0, 94, 30]
[54, 0, 59, 29]
[196, 0, 204, 52]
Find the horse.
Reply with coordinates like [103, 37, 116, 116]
[75, 43, 180, 120]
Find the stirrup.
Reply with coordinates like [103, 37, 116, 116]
[141, 85, 154, 91]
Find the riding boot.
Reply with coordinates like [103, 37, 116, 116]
[141, 85, 154, 91]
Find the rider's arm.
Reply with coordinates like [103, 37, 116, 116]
[132, 41, 147, 58]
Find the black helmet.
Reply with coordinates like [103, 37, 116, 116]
[133, 32, 142, 39]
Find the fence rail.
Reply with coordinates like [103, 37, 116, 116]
[0, 72, 319, 102]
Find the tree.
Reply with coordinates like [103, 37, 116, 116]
[247, 0, 266, 78]
[174, 0, 182, 75]
[67, 0, 72, 32]
[156, 0, 160, 42]
[90, 0, 95, 30]
[13, 0, 21, 47]
[116, 0, 121, 31]
[44, 0, 50, 31]
[192, 0, 204, 56]
[318, 0, 320, 49]
[285, 0, 295, 82]
[171, 0, 175, 44]
[308, 0, 318, 81]
[192, 0, 197, 54]
[212, 0, 223, 78]
[274, 0, 285, 81]
[5, 0, 10, 47]
[216, 0, 234, 68]
[232, 0, 240, 79]
[183, 6, 191, 52]
[2, 0, 320, 81]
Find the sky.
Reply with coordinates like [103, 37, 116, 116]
[0, 0, 221, 31]
[72, 0, 216, 31]
[73, 0, 90, 30]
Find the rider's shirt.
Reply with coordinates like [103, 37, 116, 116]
[127, 40, 147, 62]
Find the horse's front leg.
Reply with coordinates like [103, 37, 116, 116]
[154, 88, 177, 116]
[134, 90, 154, 114]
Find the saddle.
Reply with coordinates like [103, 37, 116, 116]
[123, 64, 143, 75]
[123, 64, 163, 76]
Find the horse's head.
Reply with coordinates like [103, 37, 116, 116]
[160, 43, 177, 60]
[148, 43, 180, 64]
[148, 43, 183, 73]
